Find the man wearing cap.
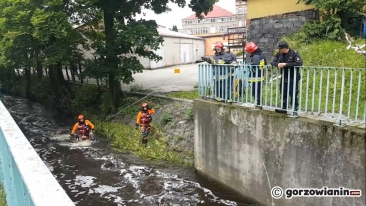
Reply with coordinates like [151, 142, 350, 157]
[270, 41, 303, 110]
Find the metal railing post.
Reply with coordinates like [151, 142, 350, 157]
[289, 67, 298, 118]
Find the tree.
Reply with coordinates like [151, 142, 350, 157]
[73, 0, 219, 112]
[172, 25, 178, 32]
[296, 0, 366, 41]
[0, 0, 87, 107]
[0, 0, 219, 113]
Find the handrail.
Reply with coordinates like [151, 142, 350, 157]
[0, 100, 75, 206]
[197, 63, 366, 127]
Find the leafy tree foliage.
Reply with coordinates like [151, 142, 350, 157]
[171, 25, 178, 32]
[0, 0, 218, 113]
[296, 0, 366, 42]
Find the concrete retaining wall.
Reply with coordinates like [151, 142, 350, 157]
[247, 10, 318, 61]
[0, 100, 74, 206]
[194, 99, 365, 206]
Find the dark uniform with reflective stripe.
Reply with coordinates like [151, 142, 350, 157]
[249, 49, 267, 105]
[271, 48, 303, 109]
[212, 51, 235, 101]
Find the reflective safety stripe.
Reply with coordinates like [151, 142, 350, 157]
[212, 73, 236, 80]
[247, 76, 265, 82]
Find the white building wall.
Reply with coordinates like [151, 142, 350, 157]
[138, 36, 205, 69]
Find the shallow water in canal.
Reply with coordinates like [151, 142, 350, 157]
[3, 96, 257, 206]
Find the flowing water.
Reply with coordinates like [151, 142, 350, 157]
[2, 96, 257, 206]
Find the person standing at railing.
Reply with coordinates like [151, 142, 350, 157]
[201, 41, 236, 102]
[245, 42, 267, 108]
[270, 41, 303, 110]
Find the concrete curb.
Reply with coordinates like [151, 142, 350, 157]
[128, 91, 194, 103]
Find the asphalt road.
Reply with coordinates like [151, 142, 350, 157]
[122, 63, 200, 93]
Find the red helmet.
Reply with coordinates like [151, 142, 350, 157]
[245, 42, 258, 53]
[141, 102, 148, 108]
[78, 114, 84, 120]
[214, 41, 224, 49]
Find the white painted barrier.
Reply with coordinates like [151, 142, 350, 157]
[0, 100, 75, 206]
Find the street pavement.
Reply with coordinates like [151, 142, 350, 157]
[56, 63, 200, 93]
[122, 63, 200, 93]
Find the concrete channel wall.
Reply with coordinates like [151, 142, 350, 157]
[0, 100, 74, 206]
[194, 99, 365, 206]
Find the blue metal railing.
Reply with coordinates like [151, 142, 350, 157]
[197, 63, 366, 127]
[0, 101, 75, 206]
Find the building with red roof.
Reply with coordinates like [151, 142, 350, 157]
[181, 5, 235, 35]
[180, 5, 236, 56]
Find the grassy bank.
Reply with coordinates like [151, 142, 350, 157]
[0, 185, 6, 206]
[96, 95, 194, 166]
[96, 120, 193, 166]
[166, 90, 199, 100]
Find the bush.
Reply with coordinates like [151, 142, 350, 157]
[236, 50, 243, 57]
[71, 84, 101, 113]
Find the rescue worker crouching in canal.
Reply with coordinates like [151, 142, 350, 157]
[202, 41, 236, 102]
[135, 102, 155, 148]
[245, 42, 267, 109]
[70, 114, 96, 141]
[270, 41, 303, 111]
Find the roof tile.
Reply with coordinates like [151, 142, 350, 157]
[183, 5, 234, 20]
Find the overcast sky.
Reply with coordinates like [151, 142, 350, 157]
[134, 0, 236, 30]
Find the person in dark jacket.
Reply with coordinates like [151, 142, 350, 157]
[245, 42, 267, 106]
[211, 41, 235, 101]
[224, 46, 237, 62]
[271, 41, 303, 110]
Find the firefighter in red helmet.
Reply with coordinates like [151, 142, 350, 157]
[245, 42, 267, 108]
[210, 41, 236, 101]
[135, 102, 155, 148]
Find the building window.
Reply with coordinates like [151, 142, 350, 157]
[238, 7, 243, 14]
[221, 18, 225, 22]
[244, 7, 247, 14]
[210, 18, 215, 22]
[202, 27, 208, 34]
[238, 20, 242, 27]
[197, 20, 200, 23]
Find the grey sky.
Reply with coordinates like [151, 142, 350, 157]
[134, 0, 236, 30]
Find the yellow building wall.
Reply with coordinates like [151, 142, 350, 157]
[247, 0, 315, 19]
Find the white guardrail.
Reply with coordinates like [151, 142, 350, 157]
[0, 100, 75, 206]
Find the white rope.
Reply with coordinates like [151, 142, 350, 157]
[103, 68, 186, 122]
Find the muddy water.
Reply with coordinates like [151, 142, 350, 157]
[3, 96, 257, 206]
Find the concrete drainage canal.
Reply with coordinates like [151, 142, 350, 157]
[3, 96, 256, 206]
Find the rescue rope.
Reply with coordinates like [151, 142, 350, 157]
[102, 67, 186, 122]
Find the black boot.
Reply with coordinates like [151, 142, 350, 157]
[142, 137, 147, 147]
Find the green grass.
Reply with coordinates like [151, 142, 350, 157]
[166, 90, 200, 100]
[280, 36, 366, 68]
[0, 185, 6, 206]
[95, 95, 194, 166]
[95, 120, 193, 166]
